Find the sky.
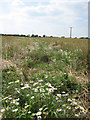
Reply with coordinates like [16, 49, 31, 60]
[0, 0, 89, 38]
[89, 1, 90, 38]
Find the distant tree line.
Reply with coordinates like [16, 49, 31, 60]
[0, 34, 30, 37]
[0, 34, 88, 39]
[79, 37, 88, 39]
[0, 34, 54, 38]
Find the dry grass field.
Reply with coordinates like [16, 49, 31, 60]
[2, 36, 88, 58]
[1, 36, 89, 119]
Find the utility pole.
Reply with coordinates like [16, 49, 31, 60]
[70, 27, 72, 38]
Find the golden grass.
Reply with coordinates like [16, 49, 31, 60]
[2, 36, 88, 59]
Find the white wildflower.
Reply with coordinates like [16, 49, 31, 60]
[7, 86, 10, 88]
[34, 89, 38, 92]
[67, 106, 71, 109]
[75, 114, 79, 117]
[8, 82, 13, 85]
[15, 102, 19, 105]
[45, 82, 52, 87]
[31, 96, 34, 99]
[15, 80, 19, 83]
[68, 98, 71, 102]
[12, 108, 18, 112]
[58, 100, 62, 102]
[79, 106, 84, 111]
[37, 116, 41, 119]
[3, 97, 8, 100]
[15, 88, 18, 90]
[56, 96, 59, 100]
[48, 88, 54, 93]
[36, 112, 42, 116]
[40, 88, 45, 92]
[20, 83, 24, 86]
[11, 100, 16, 104]
[17, 90, 20, 93]
[45, 75, 48, 78]
[1, 108, 5, 112]
[33, 82, 38, 86]
[57, 94, 61, 97]
[16, 98, 20, 101]
[81, 111, 86, 114]
[8, 97, 12, 100]
[26, 94, 30, 97]
[62, 91, 65, 94]
[62, 93, 69, 96]
[25, 84, 30, 88]
[39, 108, 43, 111]
[75, 106, 79, 109]
[53, 88, 57, 90]
[21, 86, 26, 89]
[29, 80, 34, 83]
[6, 100, 8, 103]
[25, 105, 30, 109]
[72, 99, 75, 101]
[73, 101, 77, 105]
[38, 80, 43, 82]
[56, 108, 62, 112]
[28, 111, 31, 114]
[62, 104, 67, 107]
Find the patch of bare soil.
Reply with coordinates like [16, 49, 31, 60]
[48, 42, 62, 50]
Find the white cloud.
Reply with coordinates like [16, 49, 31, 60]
[11, 0, 24, 6]
[0, 0, 88, 37]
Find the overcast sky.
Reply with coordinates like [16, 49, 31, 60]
[0, 0, 89, 37]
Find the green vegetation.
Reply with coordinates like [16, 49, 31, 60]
[1, 36, 89, 119]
